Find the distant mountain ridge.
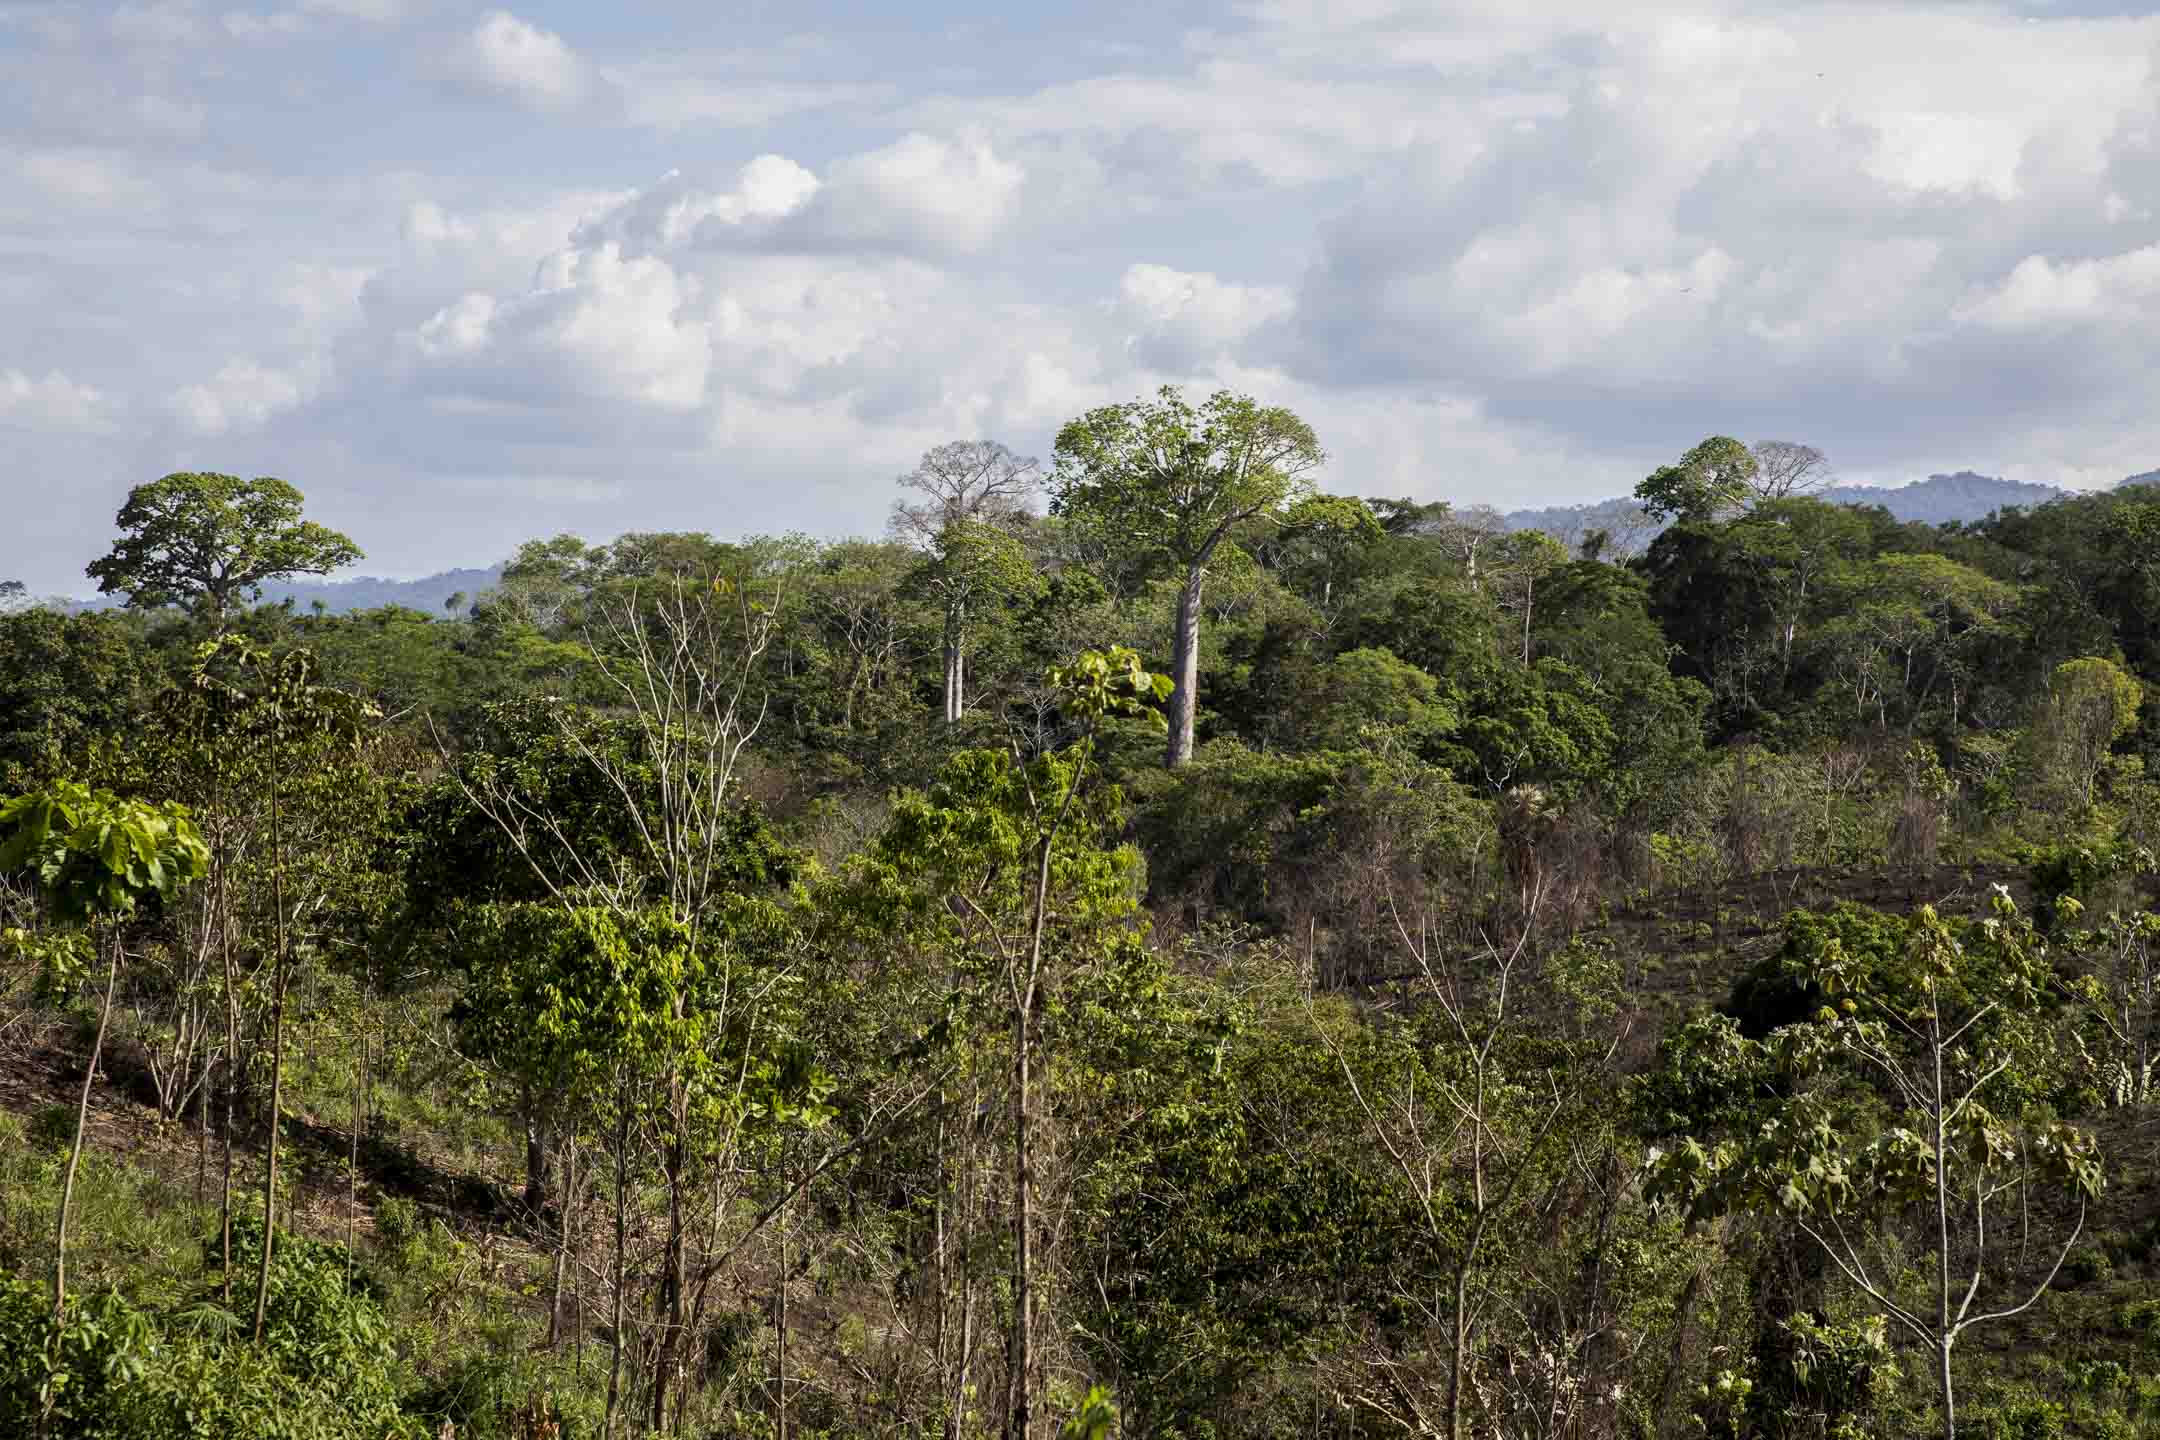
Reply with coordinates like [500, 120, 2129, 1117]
[252, 567, 503, 615]
[68, 566, 505, 616]
[1816, 471, 2069, 524]
[1502, 468, 2132, 547]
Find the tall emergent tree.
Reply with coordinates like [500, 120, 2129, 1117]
[1635, 436, 1759, 524]
[1051, 387, 1324, 766]
[85, 472, 362, 623]
[891, 441, 1044, 725]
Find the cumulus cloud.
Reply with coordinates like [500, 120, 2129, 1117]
[613, 69, 891, 132]
[168, 358, 305, 435]
[791, 133, 1025, 257]
[453, 10, 592, 112]
[1957, 247, 2160, 333]
[1116, 263, 1293, 372]
[410, 243, 711, 411]
[571, 158, 822, 257]
[13, 147, 155, 207]
[0, 369, 113, 432]
[298, 0, 404, 19]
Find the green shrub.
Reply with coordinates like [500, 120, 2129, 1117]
[373, 1194, 419, 1253]
[2061, 1246, 2114, 1287]
[31, 1101, 78, 1151]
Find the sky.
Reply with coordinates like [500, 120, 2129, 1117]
[4, 0, 2160, 593]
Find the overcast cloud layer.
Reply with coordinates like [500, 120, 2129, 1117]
[5, 0, 2159, 591]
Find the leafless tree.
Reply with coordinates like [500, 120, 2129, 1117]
[890, 441, 1042, 543]
[1748, 441, 1832, 503]
[890, 442, 1044, 723]
[1432, 505, 1510, 591]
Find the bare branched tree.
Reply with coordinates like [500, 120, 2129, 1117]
[1748, 441, 1833, 503]
[890, 441, 1043, 544]
[892, 442, 1046, 724]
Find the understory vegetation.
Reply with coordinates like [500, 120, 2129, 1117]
[4, 412, 2160, 1439]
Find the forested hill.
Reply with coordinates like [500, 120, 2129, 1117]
[252, 566, 504, 614]
[1819, 469, 2073, 522]
[73, 565, 506, 616]
[1505, 467, 2082, 546]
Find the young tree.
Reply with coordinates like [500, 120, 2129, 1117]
[864, 647, 1167, 1437]
[187, 638, 382, 1341]
[1051, 388, 1324, 766]
[1655, 896, 2104, 1440]
[0, 782, 207, 1322]
[2029, 655, 2142, 806]
[1487, 529, 1570, 665]
[1317, 887, 1624, 1440]
[85, 473, 362, 624]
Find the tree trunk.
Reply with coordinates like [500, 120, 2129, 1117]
[1166, 564, 1205, 768]
[348, 1010, 365, 1284]
[253, 770, 290, 1343]
[652, 1126, 686, 1432]
[220, 927, 238, 1304]
[1448, 1261, 1472, 1440]
[523, 1085, 552, 1213]
[251, 923, 290, 1340]
[945, 598, 967, 725]
[605, 1098, 630, 1439]
[1006, 1002, 1035, 1440]
[778, 1137, 791, 1440]
[53, 926, 121, 1321]
[550, 1137, 573, 1349]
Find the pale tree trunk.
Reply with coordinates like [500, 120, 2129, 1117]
[605, 1098, 630, 1440]
[348, 1003, 365, 1284]
[1006, 822, 1062, 1439]
[253, 769, 290, 1343]
[523, 1085, 552, 1212]
[53, 925, 121, 1321]
[944, 598, 967, 725]
[1166, 564, 1204, 768]
[1006, 1001, 1036, 1440]
[220, 913, 238, 1303]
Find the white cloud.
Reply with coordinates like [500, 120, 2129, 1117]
[1116, 263, 1293, 371]
[0, 369, 112, 432]
[454, 10, 591, 112]
[108, 1, 210, 49]
[299, 0, 403, 20]
[800, 132, 1025, 256]
[168, 357, 305, 435]
[612, 68, 891, 132]
[222, 11, 307, 40]
[14, 148, 155, 208]
[415, 292, 495, 357]
[414, 243, 712, 411]
[1956, 247, 2160, 333]
[573, 158, 822, 256]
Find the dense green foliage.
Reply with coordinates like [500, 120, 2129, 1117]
[5, 426, 2160, 1438]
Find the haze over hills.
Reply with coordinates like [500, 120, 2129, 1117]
[61, 566, 505, 617]
[1502, 469, 2104, 551]
[248, 567, 505, 615]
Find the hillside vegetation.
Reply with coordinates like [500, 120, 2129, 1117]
[3, 422, 2160, 1439]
